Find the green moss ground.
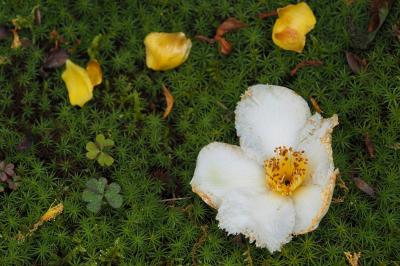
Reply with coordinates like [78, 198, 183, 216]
[0, 0, 399, 265]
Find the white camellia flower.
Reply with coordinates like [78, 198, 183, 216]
[191, 84, 339, 253]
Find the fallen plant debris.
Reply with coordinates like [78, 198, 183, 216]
[310, 96, 323, 113]
[196, 17, 246, 55]
[191, 225, 209, 266]
[333, 174, 349, 203]
[345, 51, 367, 74]
[0, 161, 21, 191]
[290, 60, 323, 76]
[352, 176, 376, 198]
[43, 48, 69, 69]
[16, 136, 33, 151]
[344, 251, 361, 266]
[349, 0, 393, 49]
[257, 10, 278, 20]
[389, 143, 400, 150]
[162, 85, 174, 118]
[34, 6, 41, 25]
[243, 244, 254, 266]
[10, 28, 21, 49]
[393, 22, 400, 41]
[364, 133, 375, 158]
[17, 202, 64, 241]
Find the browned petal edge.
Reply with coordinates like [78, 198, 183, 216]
[295, 114, 339, 235]
[192, 185, 218, 209]
[240, 87, 253, 100]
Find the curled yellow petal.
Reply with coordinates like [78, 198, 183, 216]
[62, 59, 94, 107]
[144, 32, 192, 71]
[86, 59, 103, 86]
[272, 2, 316, 53]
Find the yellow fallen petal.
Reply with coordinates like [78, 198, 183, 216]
[62, 59, 94, 107]
[272, 2, 316, 52]
[86, 59, 102, 86]
[144, 32, 192, 71]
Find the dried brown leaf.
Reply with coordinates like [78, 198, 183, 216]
[368, 0, 393, 33]
[364, 133, 375, 158]
[162, 85, 174, 118]
[257, 10, 278, 20]
[216, 37, 232, 55]
[310, 96, 323, 113]
[352, 177, 376, 198]
[215, 17, 247, 38]
[290, 60, 323, 76]
[344, 251, 361, 266]
[43, 48, 69, 69]
[346, 51, 367, 74]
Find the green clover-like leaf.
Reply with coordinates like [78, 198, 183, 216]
[82, 189, 103, 203]
[95, 134, 114, 149]
[98, 152, 114, 167]
[86, 200, 102, 213]
[85, 178, 107, 194]
[105, 191, 123, 209]
[106, 182, 121, 194]
[86, 142, 100, 160]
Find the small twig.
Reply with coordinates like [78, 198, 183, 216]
[194, 35, 216, 44]
[290, 60, 323, 76]
[160, 196, 191, 202]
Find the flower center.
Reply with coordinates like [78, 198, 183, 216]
[264, 146, 308, 196]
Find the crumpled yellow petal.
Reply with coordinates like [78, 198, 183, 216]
[62, 59, 94, 107]
[86, 59, 103, 86]
[272, 2, 316, 53]
[144, 32, 192, 71]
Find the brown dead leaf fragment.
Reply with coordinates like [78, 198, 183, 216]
[345, 251, 361, 266]
[215, 17, 247, 38]
[162, 85, 174, 118]
[364, 133, 375, 158]
[352, 177, 376, 198]
[290, 60, 323, 76]
[346, 51, 367, 74]
[195, 17, 246, 55]
[368, 0, 393, 33]
[43, 48, 69, 69]
[258, 10, 278, 20]
[310, 96, 323, 113]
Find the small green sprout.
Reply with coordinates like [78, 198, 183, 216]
[0, 161, 21, 192]
[86, 134, 115, 166]
[82, 178, 123, 213]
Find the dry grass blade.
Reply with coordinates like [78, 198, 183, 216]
[346, 51, 367, 74]
[194, 35, 216, 44]
[290, 60, 323, 76]
[310, 96, 323, 113]
[364, 133, 375, 158]
[344, 251, 361, 266]
[352, 177, 376, 198]
[162, 85, 174, 119]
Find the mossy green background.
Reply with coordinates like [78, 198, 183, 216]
[0, 0, 399, 265]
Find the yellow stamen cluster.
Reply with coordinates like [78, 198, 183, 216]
[264, 146, 308, 196]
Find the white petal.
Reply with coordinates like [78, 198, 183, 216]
[292, 179, 336, 234]
[216, 188, 295, 253]
[190, 142, 266, 209]
[292, 113, 339, 234]
[297, 113, 339, 187]
[235, 84, 311, 164]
